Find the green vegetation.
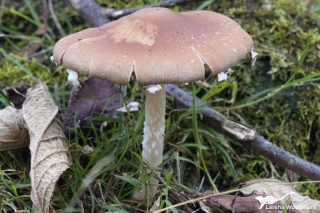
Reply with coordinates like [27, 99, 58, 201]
[0, 0, 320, 212]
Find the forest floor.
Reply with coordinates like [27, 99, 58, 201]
[1, 0, 320, 212]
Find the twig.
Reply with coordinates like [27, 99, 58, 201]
[103, 0, 191, 20]
[11, 88, 26, 98]
[48, 0, 66, 37]
[197, 176, 205, 193]
[0, 34, 37, 40]
[32, 46, 53, 57]
[97, 179, 106, 205]
[230, 182, 245, 213]
[68, 0, 110, 27]
[268, 160, 282, 179]
[67, 0, 192, 27]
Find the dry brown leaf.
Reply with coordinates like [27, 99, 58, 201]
[63, 78, 120, 137]
[199, 201, 213, 213]
[0, 106, 29, 150]
[202, 194, 299, 213]
[240, 179, 320, 213]
[22, 80, 72, 213]
[150, 193, 165, 212]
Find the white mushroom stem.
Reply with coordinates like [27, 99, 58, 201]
[132, 84, 166, 200]
[142, 84, 166, 167]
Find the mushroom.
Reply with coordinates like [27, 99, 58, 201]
[53, 7, 254, 200]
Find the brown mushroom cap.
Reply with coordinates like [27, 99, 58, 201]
[53, 7, 253, 86]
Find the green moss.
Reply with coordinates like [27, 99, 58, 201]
[0, 53, 66, 87]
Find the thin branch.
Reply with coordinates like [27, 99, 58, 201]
[103, 0, 191, 20]
[0, 34, 37, 40]
[67, 0, 192, 27]
[48, 0, 66, 37]
[68, 0, 110, 27]
[32, 46, 53, 57]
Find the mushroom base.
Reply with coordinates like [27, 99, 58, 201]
[132, 84, 166, 200]
[132, 172, 160, 201]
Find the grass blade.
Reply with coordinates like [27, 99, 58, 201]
[196, 0, 215, 10]
[9, 8, 41, 27]
[24, 0, 41, 25]
[0, 93, 10, 106]
[192, 83, 218, 192]
[0, 49, 36, 80]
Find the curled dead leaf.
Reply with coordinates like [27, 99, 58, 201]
[0, 106, 29, 150]
[199, 201, 212, 213]
[22, 80, 72, 213]
[202, 193, 299, 213]
[150, 193, 165, 212]
[240, 179, 320, 213]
